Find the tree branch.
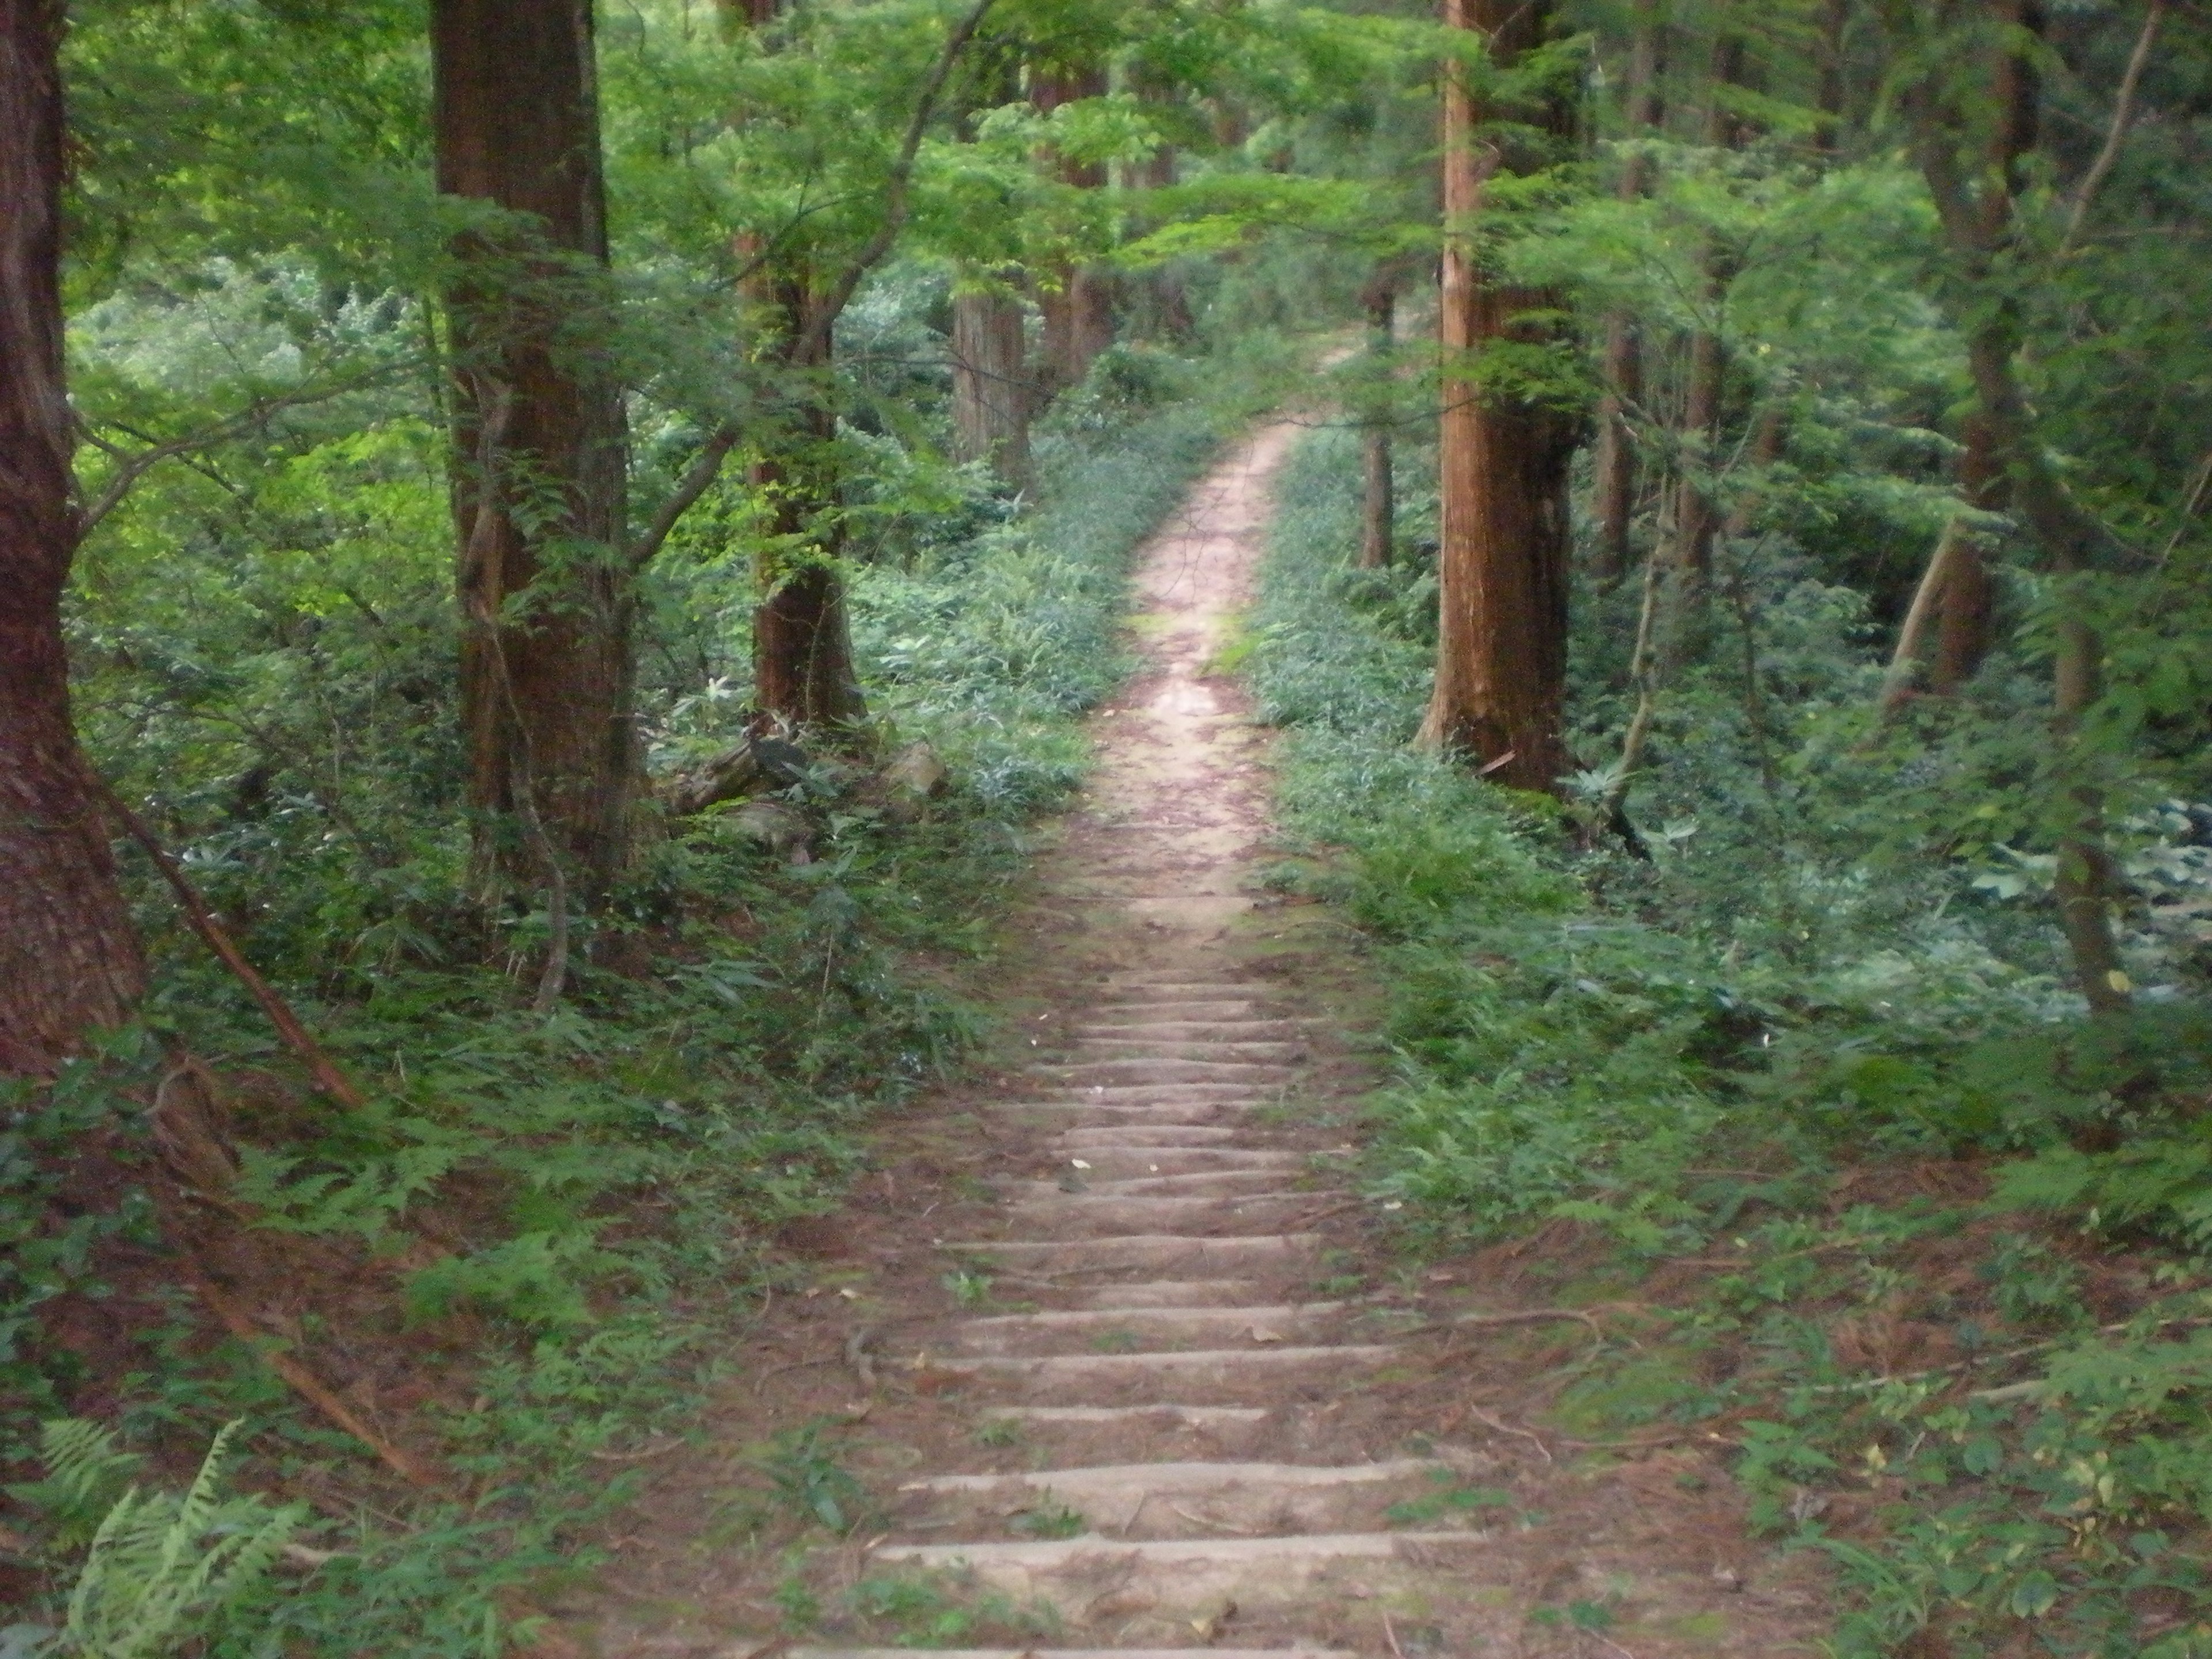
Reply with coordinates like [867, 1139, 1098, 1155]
[75, 372, 400, 534]
[622, 0, 997, 571]
[2059, 0, 2165, 256]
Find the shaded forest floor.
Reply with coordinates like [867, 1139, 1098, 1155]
[539, 426, 1831, 1658]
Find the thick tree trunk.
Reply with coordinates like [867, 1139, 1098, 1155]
[1033, 63, 1114, 401]
[0, 0, 147, 1074]
[1891, 0, 2127, 1013]
[1358, 268, 1396, 569]
[1658, 29, 1749, 663]
[1815, 0, 1849, 153]
[1922, 0, 2041, 694]
[1929, 412, 1999, 692]
[433, 0, 634, 903]
[1590, 0, 1665, 582]
[1419, 0, 1578, 794]
[1127, 70, 1196, 342]
[750, 273, 866, 732]
[950, 278, 1031, 491]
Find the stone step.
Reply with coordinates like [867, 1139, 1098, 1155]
[1002, 1169, 1298, 1200]
[950, 1302, 1346, 1355]
[1098, 982, 1277, 999]
[977, 1404, 1271, 1431]
[1035, 1147, 1302, 1177]
[931, 1344, 1397, 1402]
[1070, 1009, 1265, 1035]
[1074, 1020, 1302, 1040]
[1031, 1059, 1298, 1088]
[990, 1104, 1265, 1128]
[895, 1459, 1444, 1541]
[1029, 1084, 1279, 1105]
[865, 1530, 1490, 1620]
[792, 1650, 1353, 1659]
[971, 1404, 1275, 1464]
[1071, 1279, 1268, 1309]
[1052, 1125, 1245, 1148]
[940, 1233, 1321, 1274]
[1001, 1191, 1330, 1239]
[1067, 1039, 1307, 1063]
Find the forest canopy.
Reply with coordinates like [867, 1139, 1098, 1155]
[3, 0, 2211, 1652]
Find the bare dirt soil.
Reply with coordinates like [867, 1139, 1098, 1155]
[571, 426, 1831, 1659]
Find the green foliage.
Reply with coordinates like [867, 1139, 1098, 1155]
[759, 1422, 873, 1536]
[1251, 411, 2212, 1654]
[9, 1421, 304, 1659]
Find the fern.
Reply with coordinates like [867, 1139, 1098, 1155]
[3, 1420, 146, 1552]
[56, 1419, 302, 1659]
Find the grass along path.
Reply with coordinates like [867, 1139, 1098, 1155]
[571, 425, 1831, 1658]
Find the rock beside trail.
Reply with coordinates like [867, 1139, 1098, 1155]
[880, 740, 949, 820]
[724, 799, 812, 863]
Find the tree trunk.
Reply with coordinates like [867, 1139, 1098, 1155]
[433, 0, 634, 904]
[1658, 27, 1749, 664]
[950, 276, 1031, 491]
[749, 271, 867, 733]
[1032, 63, 1114, 401]
[1590, 0, 1665, 582]
[1419, 0, 1578, 794]
[0, 0, 148, 1074]
[1814, 0, 1849, 153]
[1921, 0, 2043, 695]
[1358, 268, 1396, 569]
[1890, 0, 2127, 1013]
[1929, 412, 1999, 691]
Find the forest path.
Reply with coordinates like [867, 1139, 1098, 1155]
[593, 425, 1823, 1658]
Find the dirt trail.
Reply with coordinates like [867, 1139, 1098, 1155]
[593, 425, 1824, 1658]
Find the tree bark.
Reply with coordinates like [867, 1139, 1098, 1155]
[749, 269, 867, 733]
[950, 275, 1031, 491]
[1888, 0, 2128, 1013]
[1590, 0, 1665, 582]
[0, 0, 148, 1074]
[1921, 0, 2043, 695]
[1929, 412, 1999, 691]
[1358, 267, 1396, 569]
[1657, 26, 1750, 664]
[433, 0, 634, 904]
[1419, 0, 1579, 793]
[1032, 62, 1114, 401]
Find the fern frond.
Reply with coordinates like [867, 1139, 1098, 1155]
[58, 1419, 302, 1659]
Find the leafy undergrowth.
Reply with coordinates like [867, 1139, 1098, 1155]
[0, 358, 1225, 1654]
[1248, 427, 2212, 1658]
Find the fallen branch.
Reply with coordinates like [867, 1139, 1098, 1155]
[194, 1276, 437, 1487]
[1465, 1404, 1552, 1463]
[96, 781, 365, 1111]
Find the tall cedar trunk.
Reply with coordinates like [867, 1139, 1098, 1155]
[1896, 0, 2126, 1012]
[749, 271, 866, 732]
[950, 278, 1031, 491]
[1033, 64, 1115, 400]
[1929, 412, 1999, 690]
[0, 0, 148, 1074]
[721, 0, 865, 735]
[1815, 0, 1849, 153]
[1127, 67, 1195, 341]
[433, 0, 634, 903]
[1419, 0, 1578, 793]
[1358, 268, 1396, 569]
[1925, 2, 2040, 694]
[1658, 27, 1749, 663]
[1590, 0, 1665, 581]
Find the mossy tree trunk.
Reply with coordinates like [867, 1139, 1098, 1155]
[0, 0, 147, 1073]
[433, 0, 634, 904]
[1419, 0, 1580, 794]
